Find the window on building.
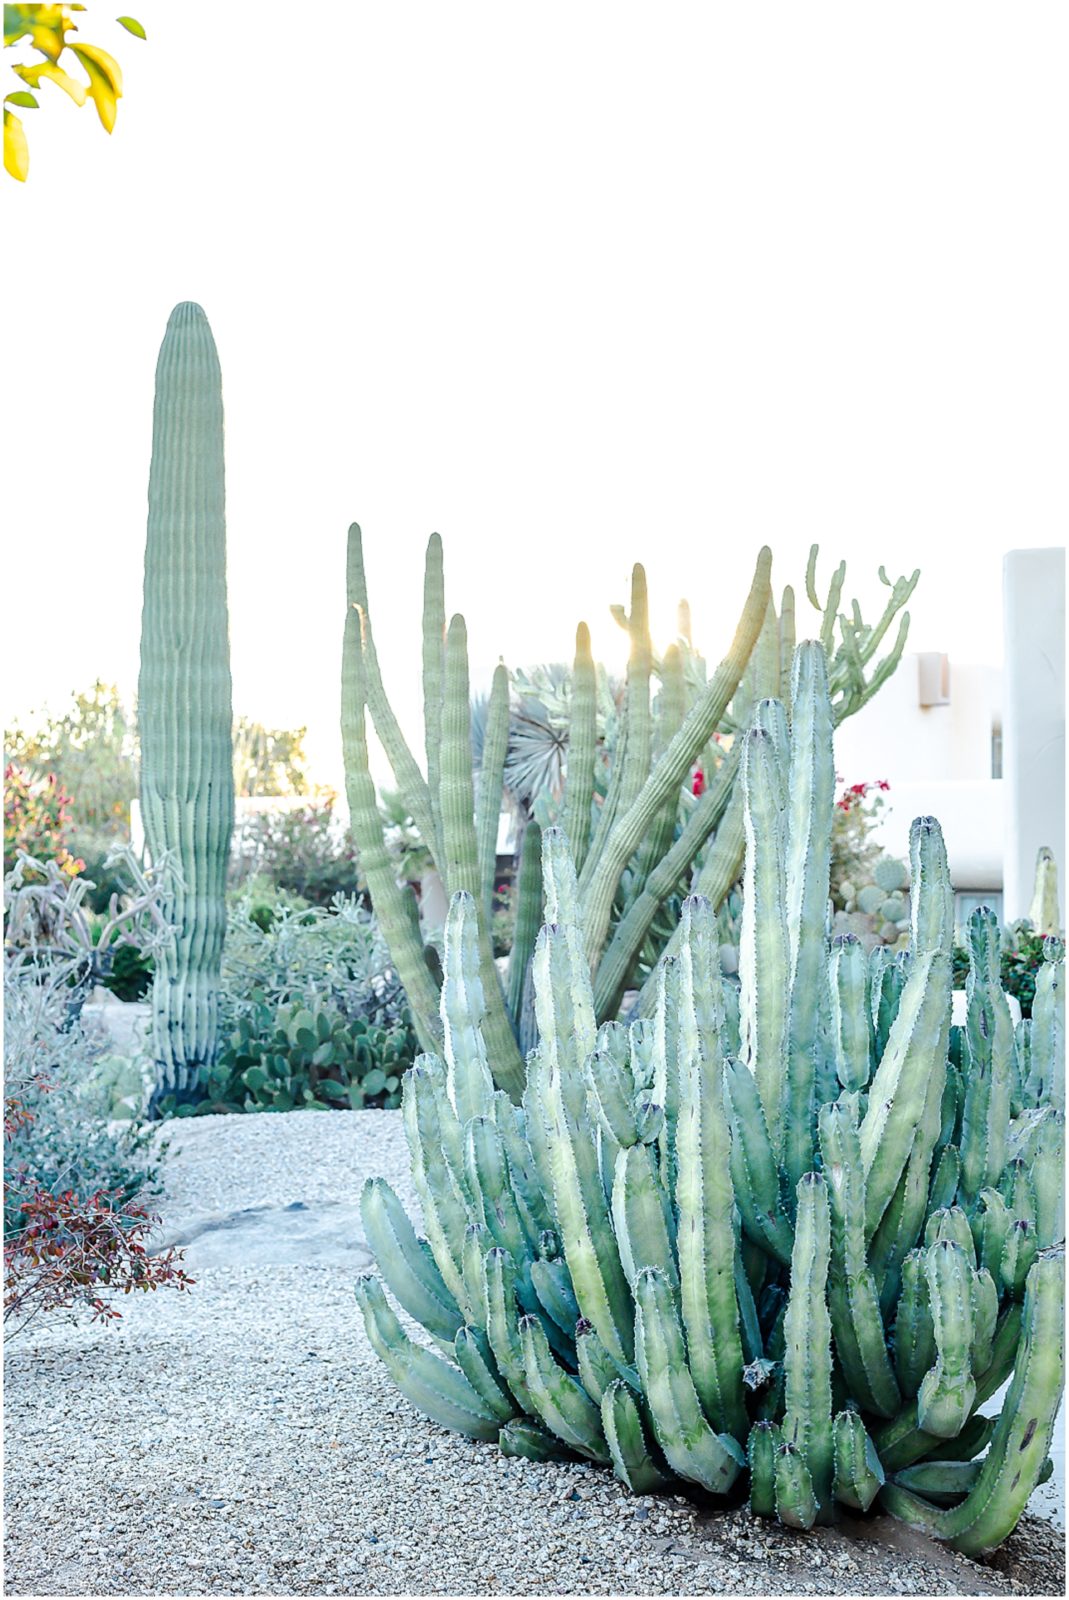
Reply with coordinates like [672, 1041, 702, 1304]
[991, 725, 1003, 779]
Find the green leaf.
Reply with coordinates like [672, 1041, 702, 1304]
[312, 1040, 335, 1067]
[243, 1065, 268, 1091]
[5, 91, 39, 108]
[116, 15, 146, 39]
[362, 1067, 387, 1098]
[318, 1078, 348, 1101]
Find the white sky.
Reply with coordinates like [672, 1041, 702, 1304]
[2, 2, 1066, 793]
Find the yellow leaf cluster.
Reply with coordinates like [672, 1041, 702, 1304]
[4, 3, 144, 179]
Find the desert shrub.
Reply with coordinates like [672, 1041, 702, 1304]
[3, 970, 188, 1338]
[97, 938, 154, 1002]
[229, 797, 361, 906]
[76, 834, 136, 915]
[4, 767, 84, 878]
[952, 921, 1057, 1018]
[158, 895, 420, 1115]
[219, 895, 409, 1025]
[226, 873, 311, 933]
[5, 682, 137, 847]
[5, 849, 175, 1021]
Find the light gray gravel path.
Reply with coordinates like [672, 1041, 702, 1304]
[4, 1111, 1066, 1597]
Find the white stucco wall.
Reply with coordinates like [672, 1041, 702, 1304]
[1002, 548, 1065, 922]
[832, 652, 1003, 890]
[832, 654, 1001, 787]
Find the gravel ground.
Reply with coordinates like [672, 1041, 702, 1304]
[4, 1110, 1066, 1597]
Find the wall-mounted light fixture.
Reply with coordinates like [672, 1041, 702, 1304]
[917, 652, 951, 707]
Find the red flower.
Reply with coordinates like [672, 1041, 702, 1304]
[692, 768, 705, 797]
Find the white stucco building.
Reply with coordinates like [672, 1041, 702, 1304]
[833, 547, 1064, 930]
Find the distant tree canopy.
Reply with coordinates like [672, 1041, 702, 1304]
[6, 681, 137, 838]
[232, 719, 311, 799]
[5, 690, 313, 839]
[4, 4, 146, 181]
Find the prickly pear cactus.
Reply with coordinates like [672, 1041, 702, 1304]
[355, 642, 1064, 1553]
[138, 303, 234, 1111]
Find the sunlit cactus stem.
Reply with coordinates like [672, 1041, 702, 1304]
[138, 302, 234, 1112]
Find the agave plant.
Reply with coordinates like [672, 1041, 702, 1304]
[355, 643, 1064, 1554]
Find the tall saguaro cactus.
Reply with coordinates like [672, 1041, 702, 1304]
[138, 302, 234, 1111]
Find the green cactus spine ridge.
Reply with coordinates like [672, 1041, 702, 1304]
[353, 645, 1064, 1554]
[139, 303, 234, 1110]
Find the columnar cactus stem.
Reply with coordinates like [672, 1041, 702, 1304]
[859, 951, 952, 1238]
[355, 1275, 499, 1439]
[139, 303, 234, 1110]
[347, 525, 439, 864]
[634, 1265, 745, 1493]
[674, 901, 747, 1437]
[342, 596, 443, 1054]
[595, 744, 740, 1021]
[441, 891, 496, 1124]
[421, 532, 447, 863]
[739, 716, 790, 1148]
[578, 548, 773, 966]
[917, 1239, 977, 1438]
[602, 1379, 671, 1492]
[832, 1410, 885, 1512]
[559, 623, 597, 873]
[880, 1249, 1064, 1556]
[476, 663, 510, 922]
[359, 1176, 462, 1342]
[353, 643, 1062, 1557]
[440, 617, 524, 1096]
[782, 1173, 834, 1521]
[504, 819, 539, 1003]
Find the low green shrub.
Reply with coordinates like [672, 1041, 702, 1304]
[952, 921, 1058, 1019]
[229, 799, 361, 906]
[157, 895, 420, 1115]
[4, 982, 163, 1234]
[212, 997, 411, 1112]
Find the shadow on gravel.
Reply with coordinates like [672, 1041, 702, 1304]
[158, 1201, 373, 1270]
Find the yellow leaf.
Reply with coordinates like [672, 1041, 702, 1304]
[3, 107, 29, 181]
[26, 6, 72, 63]
[15, 60, 89, 106]
[69, 43, 123, 133]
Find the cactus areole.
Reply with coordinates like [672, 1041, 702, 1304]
[138, 302, 234, 1112]
[355, 643, 1064, 1553]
